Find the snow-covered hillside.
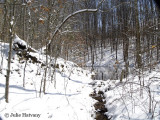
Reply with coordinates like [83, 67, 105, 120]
[86, 46, 127, 80]
[87, 44, 160, 120]
[1, 35, 160, 120]
[87, 43, 159, 80]
[92, 68, 160, 120]
[0, 38, 96, 120]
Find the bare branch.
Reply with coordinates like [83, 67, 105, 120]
[46, 0, 105, 49]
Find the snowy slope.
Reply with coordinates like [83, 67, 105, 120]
[86, 44, 159, 80]
[86, 46, 126, 80]
[0, 41, 96, 120]
[93, 69, 160, 120]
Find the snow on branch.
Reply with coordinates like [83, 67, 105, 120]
[47, 9, 97, 46]
[13, 34, 27, 50]
[44, 0, 105, 50]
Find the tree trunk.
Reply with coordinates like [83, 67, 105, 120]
[5, 1, 15, 103]
[135, 0, 142, 69]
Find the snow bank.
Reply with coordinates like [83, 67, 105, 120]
[93, 70, 160, 120]
[0, 41, 95, 120]
[13, 35, 27, 50]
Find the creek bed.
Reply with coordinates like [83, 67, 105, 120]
[90, 85, 110, 120]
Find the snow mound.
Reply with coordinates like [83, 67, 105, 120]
[13, 34, 27, 50]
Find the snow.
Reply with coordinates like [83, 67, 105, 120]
[26, 0, 31, 3]
[13, 35, 27, 49]
[87, 43, 160, 120]
[13, 35, 27, 46]
[39, 18, 45, 21]
[1, 35, 160, 120]
[86, 46, 125, 80]
[93, 69, 160, 120]
[44, 8, 98, 50]
[0, 41, 96, 120]
[10, 21, 13, 26]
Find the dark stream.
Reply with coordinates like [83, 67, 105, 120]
[88, 66, 111, 120]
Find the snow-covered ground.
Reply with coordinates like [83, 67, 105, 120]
[87, 43, 160, 120]
[86, 43, 158, 80]
[93, 68, 160, 120]
[86, 46, 127, 80]
[1, 35, 160, 120]
[0, 40, 96, 120]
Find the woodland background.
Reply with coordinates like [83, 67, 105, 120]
[0, 0, 159, 79]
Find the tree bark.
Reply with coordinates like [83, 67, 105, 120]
[5, 1, 15, 103]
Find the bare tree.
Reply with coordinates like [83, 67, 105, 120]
[5, 0, 15, 103]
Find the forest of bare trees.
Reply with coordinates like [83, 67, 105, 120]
[0, 1, 160, 120]
[0, 0, 160, 85]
